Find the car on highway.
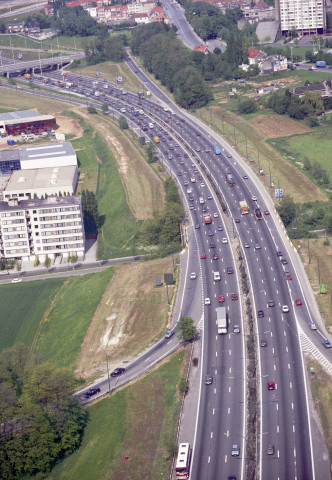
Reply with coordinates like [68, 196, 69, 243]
[84, 387, 101, 399]
[184, 181, 189, 186]
[205, 374, 213, 385]
[204, 298, 211, 305]
[205, 148, 211, 153]
[190, 272, 197, 279]
[165, 330, 174, 339]
[196, 147, 201, 152]
[260, 339, 267, 347]
[111, 367, 125, 377]
[276, 250, 282, 256]
[244, 242, 250, 248]
[213, 254, 219, 260]
[11, 278, 22, 284]
[201, 252, 206, 259]
[231, 293, 238, 300]
[202, 206, 208, 212]
[210, 241, 216, 248]
[254, 244, 261, 250]
[233, 325, 240, 334]
[201, 182, 206, 188]
[235, 218, 240, 223]
[258, 310, 264, 318]
[281, 258, 288, 265]
[266, 444, 275, 455]
[295, 298, 302, 306]
[217, 225, 223, 231]
[184, 153, 189, 158]
[322, 339, 332, 348]
[252, 195, 258, 201]
[227, 267, 233, 274]
[189, 204, 194, 210]
[190, 177, 196, 183]
[195, 223, 200, 229]
[213, 212, 219, 218]
[198, 175, 203, 180]
[243, 174, 248, 179]
[176, 153, 181, 157]
[208, 230, 214, 236]
[218, 295, 225, 303]
[309, 322, 317, 330]
[231, 445, 240, 456]
[188, 195, 194, 201]
[267, 381, 275, 390]
[282, 305, 289, 312]
[264, 210, 270, 215]
[222, 238, 228, 244]
[284, 272, 292, 280]
[207, 194, 212, 200]
[268, 300, 275, 307]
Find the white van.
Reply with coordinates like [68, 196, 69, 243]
[199, 197, 205, 204]
[149, 123, 154, 129]
[213, 271, 221, 281]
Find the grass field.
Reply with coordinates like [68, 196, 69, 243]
[47, 350, 186, 480]
[34, 268, 114, 369]
[308, 359, 332, 460]
[268, 127, 332, 183]
[297, 237, 332, 330]
[0, 278, 64, 353]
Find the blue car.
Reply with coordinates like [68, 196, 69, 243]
[195, 223, 200, 229]
[208, 230, 214, 236]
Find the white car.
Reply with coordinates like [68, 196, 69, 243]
[11, 278, 22, 284]
[309, 322, 317, 330]
[190, 272, 197, 279]
[0, 270, 9, 275]
[252, 195, 258, 201]
[190, 177, 196, 183]
[204, 298, 211, 305]
[200, 182, 205, 187]
[282, 305, 289, 312]
[187, 188, 193, 194]
[222, 238, 228, 244]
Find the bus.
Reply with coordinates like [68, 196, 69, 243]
[254, 208, 263, 220]
[176, 443, 191, 478]
[226, 172, 235, 186]
[239, 200, 249, 215]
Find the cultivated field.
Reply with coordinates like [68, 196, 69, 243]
[48, 350, 187, 480]
[249, 114, 311, 138]
[75, 256, 177, 379]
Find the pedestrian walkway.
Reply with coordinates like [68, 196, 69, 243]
[300, 333, 332, 376]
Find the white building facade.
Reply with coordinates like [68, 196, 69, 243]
[277, 0, 325, 35]
[0, 196, 85, 262]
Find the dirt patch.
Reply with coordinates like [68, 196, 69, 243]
[249, 114, 311, 138]
[55, 114, 83, 139]
[75, 257, 176, 379]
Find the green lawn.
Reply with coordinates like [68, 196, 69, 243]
[47, 351, 185, 480]
[267, 126, 332, 182]
[0, 278, 64, 352]
[34, 268, 113, 369]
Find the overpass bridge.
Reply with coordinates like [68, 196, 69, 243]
[0, 52, 85, 77]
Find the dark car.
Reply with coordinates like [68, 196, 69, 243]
[260, 339, 267, 347]
[258, 310, 265, 318]
[281, 258, 288, 265]
[84, 387, 101, 398]
[227, 267, 233, 274]
[111, 367, 126, 377]
[322, 339, 332, 348]
[266, 444, 275, 455]
[210, 241, 216, 248]
[276, 250, 282, 257]
[205, 374, 213, 385]
[268, 300, 275, 307]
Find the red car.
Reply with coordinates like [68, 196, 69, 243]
[285, 272, 292, 281]
[198, 175, 203, 180]
[176, 153, 181, 157]
[213, 254, 219, 260]
[264, 210, 270, 215]
[295, 298, 302, 306]
[155, 107, 159, 111]
[235, 218, 240, 223]
[168, 137, 173, 141]
[181, 118, 185, 122]
[267, 382, 275, 391]
[231, 293, 238, 300]
[218, 295, 225, 303]
[137, 121, 141, 125]
[165, 119, 169, 123]
[201, 252, 206, 259]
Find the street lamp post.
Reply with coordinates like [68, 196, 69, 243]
[99, 346, 111, 393]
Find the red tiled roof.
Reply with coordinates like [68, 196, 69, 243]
[248, 48, 261, 58]
[193, 45, 208, 52]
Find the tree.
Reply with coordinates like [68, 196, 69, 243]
[277, 195, 296, 226]
[146, 142, 156, 163]
[87, 106, 97, 114]
[176, 316, 197, 342]
[44, 255, 51, 270]
[119, 115, 128, 130]
[81, 190, 99, 234]
[101, 103, 108, 114]
[239, 99, 257, 114]
[103, 36, 125, 62]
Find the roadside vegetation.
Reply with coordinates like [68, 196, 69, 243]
[47, 350, 187, 480]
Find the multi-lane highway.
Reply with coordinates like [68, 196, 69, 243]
[4, 65, 332, 479]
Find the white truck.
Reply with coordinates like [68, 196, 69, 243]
[213, 271, 221, 281]
[216, 306, 227, 334]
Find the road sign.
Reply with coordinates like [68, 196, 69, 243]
[164, 273, 174, 285]
[116, 76, 122, 83]
[17, 53, 22, 59]
[320, 284, 327, 294]
[275, 188, 284, 198]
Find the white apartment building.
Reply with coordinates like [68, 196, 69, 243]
[277, 0, 325, 35]
[0, 195, 85, 262]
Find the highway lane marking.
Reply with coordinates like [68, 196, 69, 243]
[277, 425, 279, 433]
[286, 346, 288, 352]
[225, 455, 227, 463]
[293, 425, 295, 432]
[228, 407, 231, 414]
[274, 364, 276, 370]
[214, 388, 217, 394]
[216, 351, 218, 357]
[288, 363, 291, 369]
[228, 386, 231, 393]
[294, 448, 296, 458]
[290, 382, 293, 389]
[211, 432, 213, 438]
[145, 357, 151, 362]
[276, 403, 279, 411]
[229, 349, 232, 355]
[292, 402, 294, 410]
[208, 456, 211, 463]
[213, 408, 215, 415]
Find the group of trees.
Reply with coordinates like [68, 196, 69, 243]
[140, 177, 182, 254]
[0, 343, 87, 480]
[305, 49, 332, 67]
[84, 33, 127, 65]
[267, 89, 325, 121]
[131, 23, 212, 109]
[81, 190, 99, 234]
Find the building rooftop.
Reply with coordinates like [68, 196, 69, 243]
[0, 194, 81, 211]
[0, 109, 44, 122]
[4, 166, 77, 192]
[19, 142, 76, 166]
[0, 149, 20, 162]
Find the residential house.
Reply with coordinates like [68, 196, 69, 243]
[293, 82, 332, 97]
[44, 4, 54, 16]
[133, 12, 149, 23]
[193, 45, 209, 54]
[6, 23, 24, 33]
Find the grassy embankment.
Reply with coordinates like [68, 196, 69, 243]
[47, 350, 187, 480]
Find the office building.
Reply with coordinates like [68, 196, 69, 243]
[276, 0, 326, 35]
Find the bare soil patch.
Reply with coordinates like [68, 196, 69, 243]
[75, 257, 176, 379]
[55, 114, 83, 139]
[249, 114, 311, 138]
